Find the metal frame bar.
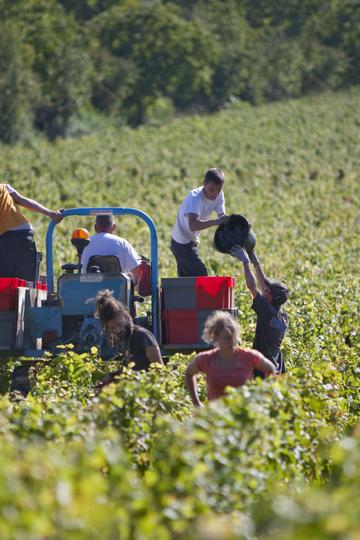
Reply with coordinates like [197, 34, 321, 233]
[45, 207, 159, 341]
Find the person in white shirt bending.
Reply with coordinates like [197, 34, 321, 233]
[81, 214, 141, 283]
[171, 168, 229, 276]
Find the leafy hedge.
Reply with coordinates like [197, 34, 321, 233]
[0, 339, 358, 537]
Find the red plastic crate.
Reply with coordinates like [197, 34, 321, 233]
[162, 309, 198, 344]
[36, 282, 48, 291]
[0, 278, 27, 311]
[195, 276, 235, 309]
[162, 308, 238, 345]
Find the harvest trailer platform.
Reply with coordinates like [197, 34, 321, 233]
[0, 207, 236, 359]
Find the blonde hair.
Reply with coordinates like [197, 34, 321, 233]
[202, 310, 240, 345]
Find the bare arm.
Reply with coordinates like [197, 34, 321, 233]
[145, 345, 164, 366]
[230, 246, 258, 298]
[11, 191, 63, 223]
[185, 359, 202, 407]
[188, 213, 226, 232]
[252, 259, 268, 293]
[242, 262, 259, 299]
[256, 352, 277, 377]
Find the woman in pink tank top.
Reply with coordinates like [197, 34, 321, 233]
[185, 311, 275, 407]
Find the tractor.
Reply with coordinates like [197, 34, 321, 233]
[0, 206, 237, 379]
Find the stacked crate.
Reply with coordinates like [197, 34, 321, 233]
[161, 276, 236, 345]
[0, 278, 28, 311]
[0, 278, 27, 349]
[0, 278, 48, 350]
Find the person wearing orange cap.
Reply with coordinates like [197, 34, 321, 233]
[0, 183, 63, 282]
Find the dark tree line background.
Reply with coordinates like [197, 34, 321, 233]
[0, 0, 359, 143]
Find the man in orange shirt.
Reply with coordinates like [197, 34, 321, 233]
[0, 184, 62, 282]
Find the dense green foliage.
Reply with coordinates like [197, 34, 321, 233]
[0, 0, 359, 141]
[0, 90, 359, 537]
[0, 350, 358, 538]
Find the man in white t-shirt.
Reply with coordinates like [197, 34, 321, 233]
[81, 215, 140, 283]
[171, 168, 229, 276]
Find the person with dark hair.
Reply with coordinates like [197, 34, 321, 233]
[230, 246, 289, 374]
[0, 183, 62, 282]
[170, 168, 229, 276]
[185, 311, 275, 407]
[95, 289, 163, 374]
[81, 214, 141, 282]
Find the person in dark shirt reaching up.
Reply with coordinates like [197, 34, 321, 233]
[230, 246, 289, 375]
